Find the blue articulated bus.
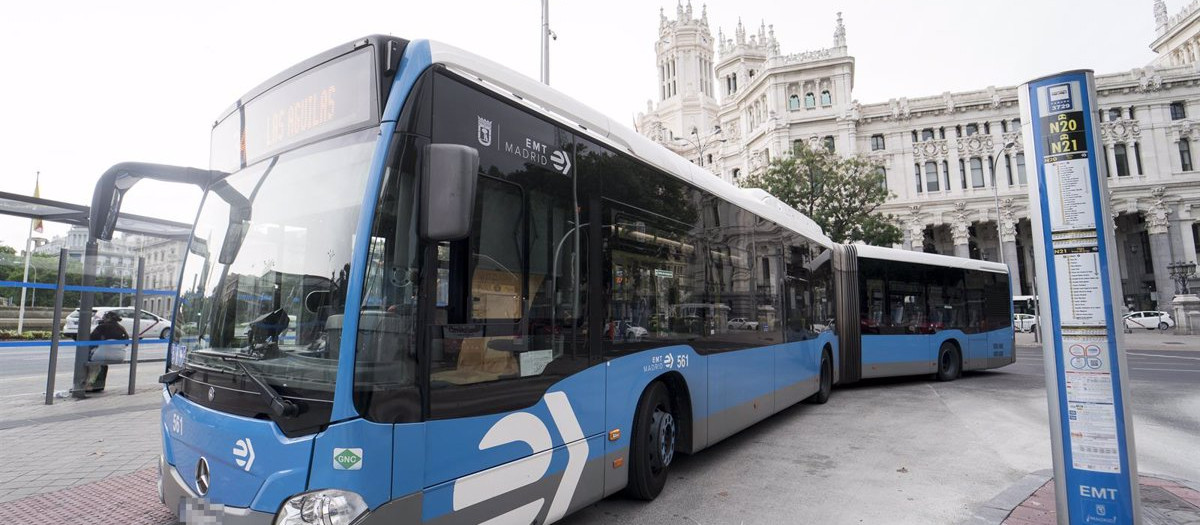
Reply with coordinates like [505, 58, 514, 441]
[829, 245, 1015, 384]
[87, 36, 846, 524]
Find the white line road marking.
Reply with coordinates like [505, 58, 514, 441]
[1129, 367, 1200, 373]
[1128, 352, 1200, 361]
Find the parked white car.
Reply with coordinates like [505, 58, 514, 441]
[1122, 311, 1174, 331]
[727, 317, 759, 330]
[1013, 313, 1038, 333]
[63, 307, 173, 340]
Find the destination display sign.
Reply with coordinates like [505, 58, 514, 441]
[213, 46, 378, 170]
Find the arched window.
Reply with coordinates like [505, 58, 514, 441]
[804, 93, 816, 108]
[970, 158, 985, 188]
[875, 166, 887, 190]
[823, 136, 836, 152]
[732, 168, 742, 180]
[925, 161, 940, 192]
[789, 94, 800, 110]
[820, 90, 832, 106]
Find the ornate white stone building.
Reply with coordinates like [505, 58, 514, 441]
[637, 0, 1200, 311]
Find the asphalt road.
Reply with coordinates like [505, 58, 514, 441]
[0, 343, 167, 399]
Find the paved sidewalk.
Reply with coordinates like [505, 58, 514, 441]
[0, 467, 171, 525]
[970, 470, 1200, 524]
[0, 385, 162, 504]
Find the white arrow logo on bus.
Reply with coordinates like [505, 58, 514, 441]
[233, 438, 255, 472]
[550, 150, 571, 175]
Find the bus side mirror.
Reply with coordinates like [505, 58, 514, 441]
[420, 144, 479, 242]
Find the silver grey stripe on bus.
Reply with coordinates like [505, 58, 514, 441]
[861, 361, 935, 379]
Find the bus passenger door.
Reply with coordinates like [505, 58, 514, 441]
[963, 271, 989, 369]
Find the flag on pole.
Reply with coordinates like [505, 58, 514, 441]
[32, 173, 43, 233]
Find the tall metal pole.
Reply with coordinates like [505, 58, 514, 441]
[45, 248, 68, 405]
[72, 239, 98, 398]
[128, 257, 144, 395]
[990, 141, 1015, 265]
[17, 220, 33, 334]
[541, 0, 550, 84]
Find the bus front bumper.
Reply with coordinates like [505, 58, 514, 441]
[159, 455, 274, 525]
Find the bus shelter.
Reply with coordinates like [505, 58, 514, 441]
[0, 189, 192, 403]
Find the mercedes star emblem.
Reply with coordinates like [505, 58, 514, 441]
[207, 386, 216, 402]
[195, 457, 210, 496]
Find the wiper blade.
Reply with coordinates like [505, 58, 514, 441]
[209, 354, 301, 419]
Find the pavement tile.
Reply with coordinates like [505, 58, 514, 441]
[0, 467, 173, 525]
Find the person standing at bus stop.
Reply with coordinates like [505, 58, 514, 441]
[86, 310, 129, 392]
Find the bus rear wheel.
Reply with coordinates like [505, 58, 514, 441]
[627, 381, 676, 500]
[936, 343, 961, 382]
[805, 351, 833, 404]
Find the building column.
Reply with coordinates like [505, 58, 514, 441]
[1146, 188, 1175, 309]
[947, 150, 962, 194]
[950, 201, 971, 258]
[905, 205, 925, 251]
[998, 198, 1023, 295]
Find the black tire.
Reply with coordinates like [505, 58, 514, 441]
[1158, 322, 1169, 331]
[627, 381, 676, 501]
[160, 328, 171, 340]
[805, 351, 833, 404]
[1029, 324, 1037, 334]
[936, 342, 961, 382]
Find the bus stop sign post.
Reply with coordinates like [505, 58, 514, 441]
[1019, 70, 1141, 524]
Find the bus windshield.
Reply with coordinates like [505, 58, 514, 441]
[176, 128, 376, 406]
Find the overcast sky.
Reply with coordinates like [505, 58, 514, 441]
[0, 0, 1167, 253]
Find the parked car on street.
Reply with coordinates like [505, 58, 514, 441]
[622, 321, 648, 341]
[63, 307, 173, 340]
[727, 317, 759, 330]
[1122, 311, 1174, 331]
[1013, 313, 1037, 333]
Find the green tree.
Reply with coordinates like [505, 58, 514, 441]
[740, 142, 902, 245]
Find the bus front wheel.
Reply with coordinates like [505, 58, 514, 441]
[936, 343, 961, 382]
[627, 381, 676, 500]
[805, 350, 833, 404]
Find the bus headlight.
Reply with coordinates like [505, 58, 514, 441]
[274, 489, 367, 525]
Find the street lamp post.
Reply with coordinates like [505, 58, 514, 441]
[1168, 260, 1197, 295]
[989, 141, 1017, 264]
[675, 125, 725, 172]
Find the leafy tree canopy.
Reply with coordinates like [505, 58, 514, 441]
[740, 142, 903, 246]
